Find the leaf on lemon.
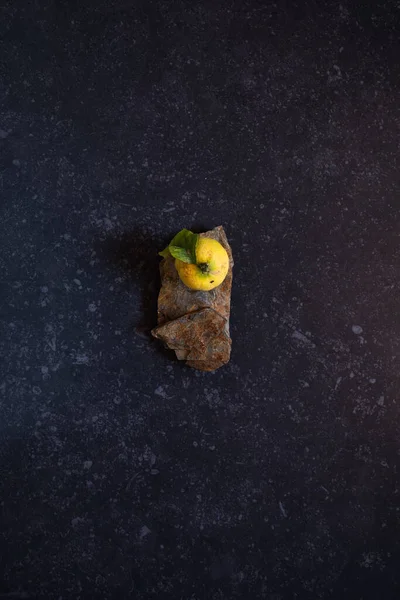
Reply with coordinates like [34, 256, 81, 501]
[168, 245, 193, 263]
[159, 229, 199, 264]
[158, 246, 170, 258]
[189, 232, 199, 264]
[169, 228, 194, 248]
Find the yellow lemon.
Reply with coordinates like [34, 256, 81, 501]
[175, 237, 229, 291]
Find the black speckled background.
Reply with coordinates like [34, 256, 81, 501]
[1, 1, 400, 598]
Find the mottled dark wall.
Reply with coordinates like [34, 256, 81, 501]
[1, 1, 400, 598]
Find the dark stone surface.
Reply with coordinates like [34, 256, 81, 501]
[1, 1, 400, 598]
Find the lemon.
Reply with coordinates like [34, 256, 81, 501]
[175, 237, 229, 291]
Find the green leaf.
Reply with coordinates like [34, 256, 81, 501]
[190, 232, 199, 264]
[159, 229, 199, 264]
[169, 228, 194, 249]
[168, 245, 194, 263]
[158, 246, 170, 258]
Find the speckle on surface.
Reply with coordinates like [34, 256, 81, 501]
[352, 325, 364, 335]
[1, 0, 400, 598]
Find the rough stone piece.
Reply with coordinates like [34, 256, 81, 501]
[152, 226, 233, 371]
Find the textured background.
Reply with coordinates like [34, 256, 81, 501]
[1, 1, 400, 598]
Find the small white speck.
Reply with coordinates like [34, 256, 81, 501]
[279, 501, 287, 518]
[83, 460, 93, 470]
[193, 441, 198, 447]
[12, 159, 21, 167]
[73, 279, 82, 286]
[333, 64, 342, 77]
[41, 286, 48, 293]
[292, 330, 315, 348]
[352, 325, 363, 335]
[103, 218, 113, 231]
[154, 386, 168, 398]
[369, 378, 376, 384]
[139, 525, 151, 538]
[378, 396, 385, 406]
[74, 353, 89, 365]
[88, 303, 97, 312]
[41, 366, 49, 375]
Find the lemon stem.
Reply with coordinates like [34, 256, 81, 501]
[198, 262, 209, 274]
